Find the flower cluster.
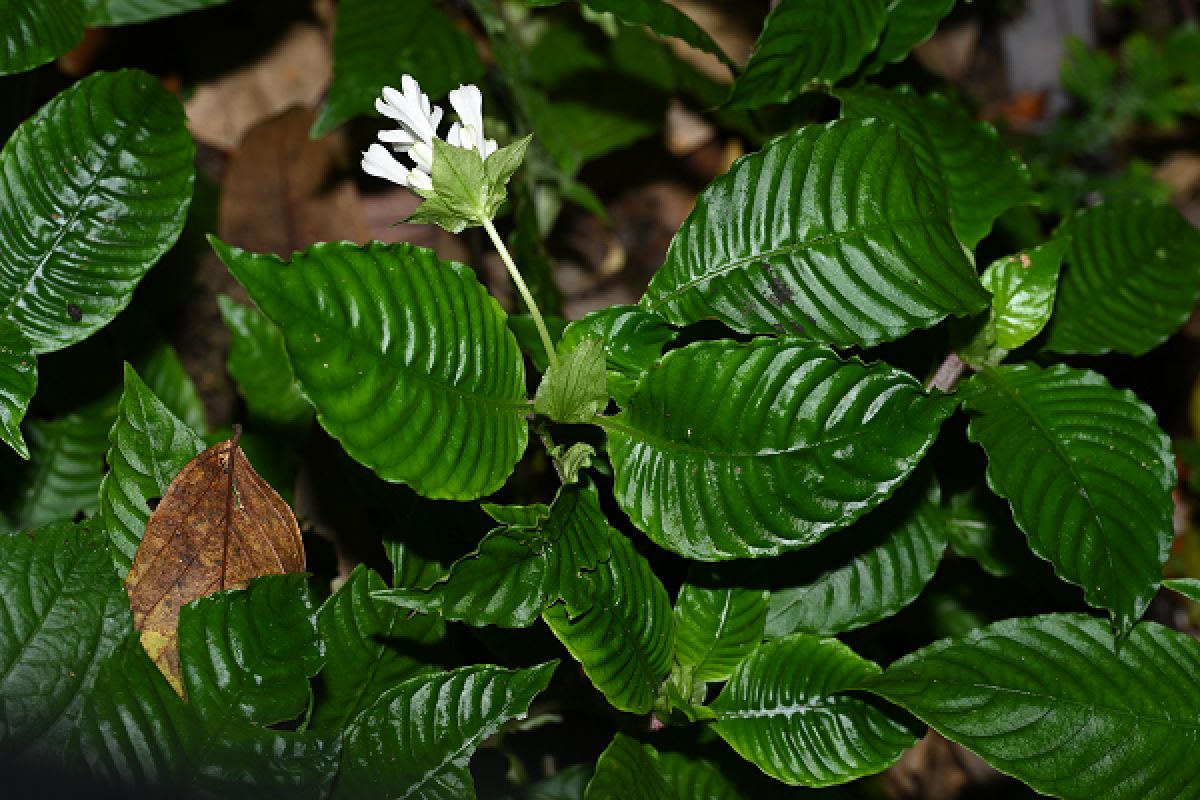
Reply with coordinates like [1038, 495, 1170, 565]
[361, 75, 497, 194]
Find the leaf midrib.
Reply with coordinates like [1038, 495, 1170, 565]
[646, 217, 944, 310]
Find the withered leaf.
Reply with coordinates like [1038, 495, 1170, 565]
[125, 432, 304, 695]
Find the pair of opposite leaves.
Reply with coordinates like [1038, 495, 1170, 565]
[124, 431, 304, 694]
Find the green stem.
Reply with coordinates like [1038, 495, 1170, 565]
[482, 216, 558, 369]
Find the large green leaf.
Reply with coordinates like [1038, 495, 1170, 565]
[605, 339, 956, 560]
[0, 522, 130, 764]
[311, 565, 443, 731]
[0, 320, 35, 458]
[0, 403, 112, 533]
[962, 365, 1174, 634]
[674, 566, 768, 683]
[311, 0, 484, 137]
[980, 238, 1069, 351]
[98, 364, 205, 579]
[218, 296, 310, 430]
[212, 238, 529, 501]
[711, 635, 916, 787]
[586, 735, 674, 800]
[765, 471, 946, 637]
[73, 575, 338, 797]
[865, 614, 1200, 799]
[860, 0, 956, 76]
[0, 0, 84, 76]
[376, 482, 613, 627]
[838, 85, 1033, 247]
[335, 661, 557, 800]
[83, 0, 234, 26]
[640, 120, 988, 347]
[560, 305, 676, 406]
[0, 70, 195, 353]
[543, 531, 673, 714]
[1045, 201, 1200, 355]
[726, 0, 887, 109]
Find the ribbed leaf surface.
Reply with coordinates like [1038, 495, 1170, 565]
[543, 532, 674, 714]
[137, 336, 206, 434]
[312, 0, 483, 137]
[674, 566, 768, 683]
[213, 238, 529, 500]
[98, 364, 205, 578]
[586, 735, 674, 800]
[0, 522, 129, 764]
[73, 575, 337, 797]
[656, 750, 757, 800]
[218, 296, 310, 430]
[1, 404, 112, 533]
[641, 120, 987, 346]
[0, 0, 84, 76]
[0, 321, 35, 458]
[766, 472, 945, 636]
[711, 635, 916, 787]
[866, 614, 1200, 799]
[0, 70, 194, 353]
[311, 565, 442, 731]
[726, 0, 887, 109]
[860, 0, 956, 75]
[838, 85, 1033, 247]
[981, 238, 1068, 351]
[560, 305, 676, 406]
[335, 662, 557, 800]
[376, 482, 613, 627]
[1045, 201, 1200, 355]
[962, 365, 1174, 633]
[606, 339, 956, 560]
[84, 0, 234, 26]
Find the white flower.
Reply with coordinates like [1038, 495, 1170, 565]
[362, 75, 499, 193]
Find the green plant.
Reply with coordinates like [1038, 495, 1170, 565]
[3, 1, 1200, 798]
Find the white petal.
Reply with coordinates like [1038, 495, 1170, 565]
[411, 141, 434, 174]
[378, 128, 417, 146]
[409, 169, 433, 191]
[481, 137, 498, 159]
[449, 84, 485, 134]
[376, 75, 442, 146]
[447, 121, 462, 148]
[361, 143, 409, 186]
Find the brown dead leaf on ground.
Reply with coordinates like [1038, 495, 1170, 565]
[125, 432, 305, 695]
[185, 21, 331, 151]
[218, 106, 368, 255]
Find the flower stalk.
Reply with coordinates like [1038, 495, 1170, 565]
[482, 216, 558, 370]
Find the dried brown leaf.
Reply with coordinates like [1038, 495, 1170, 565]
[125, 433, 304, 695]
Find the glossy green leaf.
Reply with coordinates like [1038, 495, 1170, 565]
[711, 635, 916, 787]
[1164, 577, 1200, 601]
[560, 305, 676, 406]
[83, 0, 233, 26]
[0, 70, 195, 353]
[1, 403, 112, 533]
[535, 337, 609, 423]
[860, 0, 956, 76]
[674, 566, 768, 683]
[0, 0, 84, 76]
[0, 522, 129, 764]
[1045, 201, 1200, 355]
[605, 339, 956, 560]
[765, 471, 946, 637]
[543, 531, 673, 714]
[962, 365, 1174, 633]
[726, 0, 887, 109]
[641, 120, 988, 347]
[0, 320, 35, 458]
[212, 238, 529, 500]
[586, 735, 674, 800]
[312, 0, 484, 137]
[838, 85, 1034, 247]
[980, 238, 1069, 351]
[98, 364, 206, 579]
[335, 661, 557, 800]
[865, 614, 1200, 799]
[377, 482, 613, 627]
[136, 336, 207, 434]
[311, 565, 443, 731]
[73, 575, 338, 797]
[218, 296, 310, 430]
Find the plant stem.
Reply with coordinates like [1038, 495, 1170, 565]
[482, 216, 559, 370]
